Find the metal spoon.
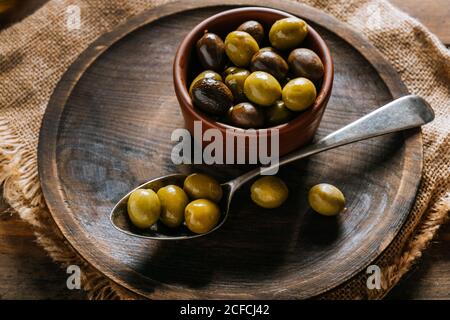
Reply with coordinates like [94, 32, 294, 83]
[110, 95, 434, 240]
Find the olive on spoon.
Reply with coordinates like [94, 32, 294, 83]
[110, 95, 434, 240]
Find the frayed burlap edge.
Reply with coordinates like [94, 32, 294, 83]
[382, 195, 450, 291]
[0, 116, 138, 300]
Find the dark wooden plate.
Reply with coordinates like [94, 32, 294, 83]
[38, 0, 422, 299]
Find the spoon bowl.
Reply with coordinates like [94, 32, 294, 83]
[110, 173, 234, 240]
[110, 95, 434, 240]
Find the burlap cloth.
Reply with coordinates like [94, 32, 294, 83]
[0, 0, 449, 299]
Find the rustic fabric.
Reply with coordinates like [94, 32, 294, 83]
[0, 0, 449, 299]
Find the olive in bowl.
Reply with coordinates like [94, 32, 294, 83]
[288, 48, 324, 81]
[191, 78, 234, 116]
[282, 77, 317, 111]
[224, 30, 260, 67]
[173, 7, 334, 157]
[224, 68, 250, 102]
[189, 70, 223, 95]
[223, 66, 239, 78]
[250, 49, 289, 82]
[228, 102, 265, 128]
[269, 17, 308, 50]
[244, 71, 282, 106]
[265, 100, 295, 126]
[259, 47, 276, 53]
[196, 32, 226, 71]
[236, 20, 265, 46]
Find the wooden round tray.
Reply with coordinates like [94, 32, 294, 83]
[38, 0, 422, 299]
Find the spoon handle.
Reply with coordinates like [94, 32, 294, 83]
[229, 95, 434, 190]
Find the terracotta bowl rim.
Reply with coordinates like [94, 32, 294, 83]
[173, 6, 334, 134]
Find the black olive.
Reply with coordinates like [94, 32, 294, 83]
[250, 50, 289, 82]
[227, 102, 265, 128]
[191, 78, 234, 116]
[288, 48, 324, 81]
[222, 66, 239, 78]
[196, 32, 226, 71]
[237, 20, 265, 46]
[259, 47, 276, 53]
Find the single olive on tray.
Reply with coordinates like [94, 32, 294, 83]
[224, 68, 250, 102]
[308, 183, 346, 216]
[244, 71, 282, 106]
[183, 173, 223, 203]
[185, 199, 221, 234]
[265, 100, 295, 126]
[191, 78, 234, 116]
[236, 20, 265, 46]
[189, 70, 223, 95]
[269, 17, 308, 50]
[288, 48, 324, 81]
[282, 77, 317, 111]
[127, 189, 161, 229]
[157, 185, 189, 228]
[196, 32, 226, 71]
[224, 31, 260, 67]
[250, 49, 289, 82]
[250, 176, 289, 209]
[228, 102, 265, 128]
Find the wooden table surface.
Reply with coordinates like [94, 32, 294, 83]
[0, 0, 449, 300]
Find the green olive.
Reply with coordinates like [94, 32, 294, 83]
[308, 184, 346, 216]
[228, 102, 265, 128]
[127, 189, 160, 229]
[282, 77, 316, 111]
[191, 78, 234, 116]
[185, 199, 221, 234]
[250, 50, 288, 81]
[250, 176, 289, 208]
[288, 48, 324, 81]
[224, 31, 259, 67]
[183, 173, 223, 203]
[196, 32, 225, 71]
[224, 68, 250, 102]
[244, 71, 282, 106]
[237, 20, 265, 45]
[269, 17, 308, 50]
[156, 185, 189, 228]
[189, 70, 223, 96]
[265, 100, 295, 126]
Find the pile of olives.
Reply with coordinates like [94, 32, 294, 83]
[190, 18, 324, 128]
[127, 173, 223, 234]
[127, 173, 346, 234]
